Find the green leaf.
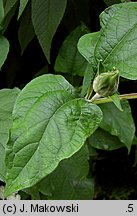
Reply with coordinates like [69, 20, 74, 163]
[77, 32, 100, 66]
[23, 186, 40, 200]
[5, 74, 102, 196]
[0, 88, 20, 181]
[18, 0, 29, 19]
[81, 63, 94, 97]
[99, 100, 135, 151]
[78, 32, 100, 96]
[0, 122, 9, 182]
[4, 0, 18, 15]
[32, 0, 67, 63]
[88, 128, 124, 151]
[0, 36, 9, 68]
[55, 25, 88, 77]
[78, 3, 137, 80]
[0, 0, 4, 24]
[38, 145, 94, 199]
[18, 1, 35, 53]
[2, 0, 18, 33]
[97, 2, 137, 79]
[109, 93, 123, 111]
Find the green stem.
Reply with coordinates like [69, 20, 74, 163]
[87, 93, 137, 104]
[85, 84, 93, 100]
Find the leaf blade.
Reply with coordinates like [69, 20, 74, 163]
[18, 0, 29, 19]
[5, 75, 102, 196]
[77, 32, 101, 96]
[78, 3, 137, 80]
[109, 93, 123, 111]
[0, 88, 20, 181]
[77, 32, 100, 66]
[88, 127, 125, 151]
[99, 100, 135, 151]
[18, 1, 35, 53]
[38, 145, 94, 200]
[0, 36, 9, 69]
[55, 25, 88, 77]
[0, 0, 4, 24]
[96, 2, 137, 79]
[4, 0, 18, 15]
[32, 0, 67, 63]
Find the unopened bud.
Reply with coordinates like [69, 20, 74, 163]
[93, 68, 119, 97]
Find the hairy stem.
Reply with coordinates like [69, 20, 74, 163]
[87, 93, 137, 104]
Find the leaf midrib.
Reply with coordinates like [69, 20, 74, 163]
[7, 93, 78, 189]
[12, 89, 75, 153]
[95, 9, 137, 65]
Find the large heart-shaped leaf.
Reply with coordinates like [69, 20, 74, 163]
[5, 74, 102, 196]
[78, 2, 137, 80]
[0, 88, 20, 182]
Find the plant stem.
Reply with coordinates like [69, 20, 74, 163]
[87, 93, 137, 104]
[85, 84, 93, 100]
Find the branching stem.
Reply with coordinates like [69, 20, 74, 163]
[87, 93, 137, 104]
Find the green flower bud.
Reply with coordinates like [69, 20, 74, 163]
[93, 68, 119, 97]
